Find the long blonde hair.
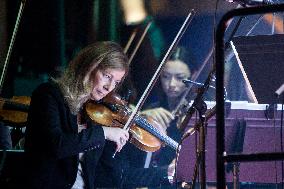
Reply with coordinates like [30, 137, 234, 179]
[54, 41, 129, 114]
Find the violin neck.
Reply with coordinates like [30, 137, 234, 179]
[134, 116, 178, 150]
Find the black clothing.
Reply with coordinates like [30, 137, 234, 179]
[125, 100, 182, 189]
[23, 81, 169, 189]
[24, 82, 105, 189]
[94, 141, 169, 188]
[0, 123, 12, 150]
[95, 99, 181, 189]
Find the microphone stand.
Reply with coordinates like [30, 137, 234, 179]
[178, 68, 215, 189]
[192, 99, 207, 189]
[180, 93, 208, 189]
[198, 101, 208, 189]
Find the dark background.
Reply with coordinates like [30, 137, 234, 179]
[0, 0, 236, 99]
[0, 0, 283, 102]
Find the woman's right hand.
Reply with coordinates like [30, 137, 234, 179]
[102, 126, 129, 152]
[141, 107, 174, 130]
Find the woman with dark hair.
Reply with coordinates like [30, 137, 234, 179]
[136, 46, 197, 189]
[143, 46, 197, 130]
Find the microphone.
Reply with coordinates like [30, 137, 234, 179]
[182, 79, 216, 90]
[275, 83, 284, 97]
[226, 0, 273, 6]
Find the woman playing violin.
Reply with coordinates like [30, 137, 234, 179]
[143, 47, 196, 129]
[137, 46, 197, 189]
[22, 41, 173, 189]
[143, 46, 196, 131]
[23, 41, 129, 189]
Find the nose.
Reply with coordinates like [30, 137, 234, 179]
[168, 77, 178, 88]
[103, 80, 116, 92]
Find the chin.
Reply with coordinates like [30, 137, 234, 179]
[91, 94, 102, 101]
[167, 93, 179, 98]
[96, 96, 104, 101]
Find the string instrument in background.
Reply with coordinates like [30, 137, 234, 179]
[0, 96, 30, 127]
[0, 0, 29, 127]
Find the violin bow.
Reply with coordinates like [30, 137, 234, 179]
[0, 0, 27, 94]
[123, 9, 196, 131]
[127, 21, 152, 64]
[123, 20, 153, 65]
[123, 28, 138, 54]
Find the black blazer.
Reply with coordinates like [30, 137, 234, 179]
[94, 141, 170, 189]
[23, 82, 105, 189]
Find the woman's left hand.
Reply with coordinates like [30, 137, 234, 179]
[102, 126, 129, 152]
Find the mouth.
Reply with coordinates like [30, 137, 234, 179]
[97, 90, 106, 97]
[91, 90, 106, 100]
[168, 90, 178, 94]
[167, 90, 180, 97]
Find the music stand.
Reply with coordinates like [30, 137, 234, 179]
[231, 34, 284, 104]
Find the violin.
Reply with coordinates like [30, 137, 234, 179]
[0, 96, 30, 127]
[85, 93, 178, 152]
